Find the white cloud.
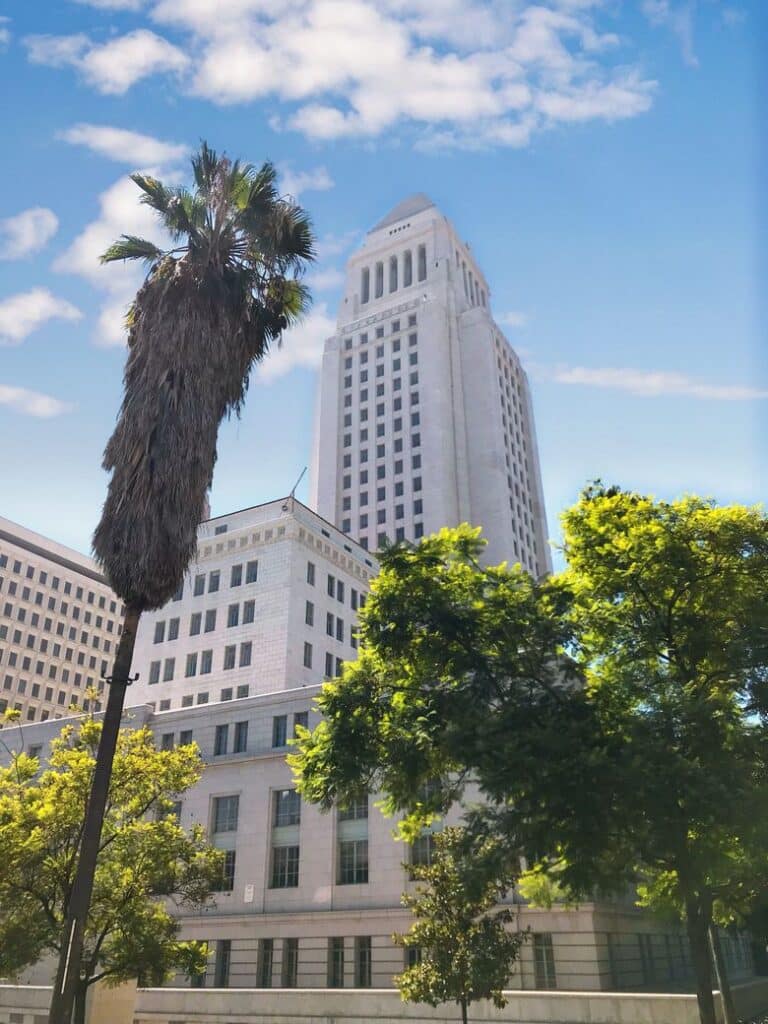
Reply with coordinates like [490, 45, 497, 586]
[546, 364, 768, 401]
[59, 123, 187, 166]
[641, 0, 698, 68]
[0, 208, 59, 260]
[54, 176, 170, 347]
[306, 267, 345, 291]
[73, 0, 146, 8]
[24, 2, 658, 149]
[25, 29, 189, 94]
[280, 165, 334, 199]
[0, 16, 10, 48]
[315, 231, 360, 260]
[497, 310, 529, 328]
[257, 302, 336, 381]
[0, 288, 82, 346]
[0, 384, 74, 418]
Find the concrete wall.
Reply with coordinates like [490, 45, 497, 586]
[4, 981, 768, 1024]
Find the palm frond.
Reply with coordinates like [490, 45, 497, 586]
[131, 174, 176, 217]
[190, 142, 220, 196]
[100, 236, 165, 266]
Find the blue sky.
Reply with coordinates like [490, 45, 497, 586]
[0, 0, 764, 559]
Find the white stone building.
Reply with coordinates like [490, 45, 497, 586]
[0, 516, 122, 723]
[310, 194, 551, 576]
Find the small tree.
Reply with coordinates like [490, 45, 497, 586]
[394, 828, 524, 1024]
[0, 712, 222, 1024]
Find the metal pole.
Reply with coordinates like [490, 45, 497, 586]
[48, 605, 141, 1024]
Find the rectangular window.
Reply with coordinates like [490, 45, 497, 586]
[338, 839, 369, 884]
[179, 729, 193, 746]
[305, 600, 314, 626]
[411, 832, 435, 868]
[273, 788, 301, 826]
[355, 937, 372, 988]
[149, 660, 161, 685]
[328, 938, 345, 988]
[185, 652, 198, 678]
[223, 645, 236, 670]
[194, 575, 205, 596]
[214, 939, 231, 988]
[239, 641, 252, 667]
[153, 621, 165, 644]
[246, 560, 258, 584]
[271, 846, 300, 889]
[190, 612, 202, 635]
[243, 599, 255, 623]
[160, 733, 174, 751]
[214, 724, 229, 756]
[327, 574, 336, 597]
[303, 641, 312, 668]
[212, 795, 239, 833]
[220, 849, 236, 892]
[163, 657, 175, 682]
[326, 611, 334, 637]
[200, 649, 213, 674]
[338, 794, 368, 821]
[197, 691, 209, 704]
[236, 683, 249, 699]
[168, 617, 179, 641]
[257, 939, 273, 988]
[325, 651, 334, 677]
[336, 617, 344, 642]
[227, 603, 239, 628]
[220, 687, 233, 701]
[204, 609, 216, 633]
[233, 720, 248, 753]
[533, 933, 557, 989]
[272, 714, 288, 747]
[293, 710, 309, 736]
[208, 571, 220, 593]
[282, 938, 299, 987]
[336, 580, 345, 603]
[230, 564, 242, 587]
[307, 561, 316, 585]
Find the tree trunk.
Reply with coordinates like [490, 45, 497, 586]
[685, 895, 717, 1024]
[709, 924, 737, 1024]
[72, 981, 88, 1024]
[460, 996, 468, 1024]
[48, 604, 142, 1024]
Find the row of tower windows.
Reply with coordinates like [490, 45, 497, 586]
[360, 247, 427, 304]
[456, 250, 486, 308]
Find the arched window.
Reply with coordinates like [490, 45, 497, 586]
[403, 250, 413, 287]
[462, 262, 468, 298]
[468, 271, 475, 305]
[375, 262, 384, 299]
[481, 289, 486, 307]
[389, 255, 398, 293]
[417, 245, 427, 282]
[361, 267, 370, 304]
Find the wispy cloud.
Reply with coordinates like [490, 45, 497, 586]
[0, 208, 59, 260]
[307, 267, 345, 292]
[257, 303, 335, 381]
[25, 29, 188, 95]
[497, 311, 529, 329]
[641, 0, 699, 68]
[59, 123, 187, 167]
[543, 364, 768, 401]
[0, 384, 74, 418]
[280, 165, 334, 199]
[0, 288, 82, 346]
[0, 16, 10, 48]
[53, 176, 170, 347]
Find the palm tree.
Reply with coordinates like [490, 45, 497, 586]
[49, 143, 315, 1024]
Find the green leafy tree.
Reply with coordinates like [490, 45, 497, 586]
[394, 828, 525, 1024]
[293, 492, 768, 1024]
[0, 713, 223, 1024]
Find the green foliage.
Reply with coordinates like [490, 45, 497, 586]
[292, 491, 768, 1024]
[394, 828, 524, 1021]
[0, 719, 222, 987]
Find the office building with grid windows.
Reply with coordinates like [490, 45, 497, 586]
[0, 516, 122, 723]
[311, 194, 551, 576]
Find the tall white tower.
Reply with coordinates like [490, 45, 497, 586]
[310, 194, 551, 576]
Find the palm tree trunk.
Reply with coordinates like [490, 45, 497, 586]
[685, 894, 717, 1024]
[460, 996, 468, 1024]
[709, 924, 737, 1024]
[48, 604, 142, 1024]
